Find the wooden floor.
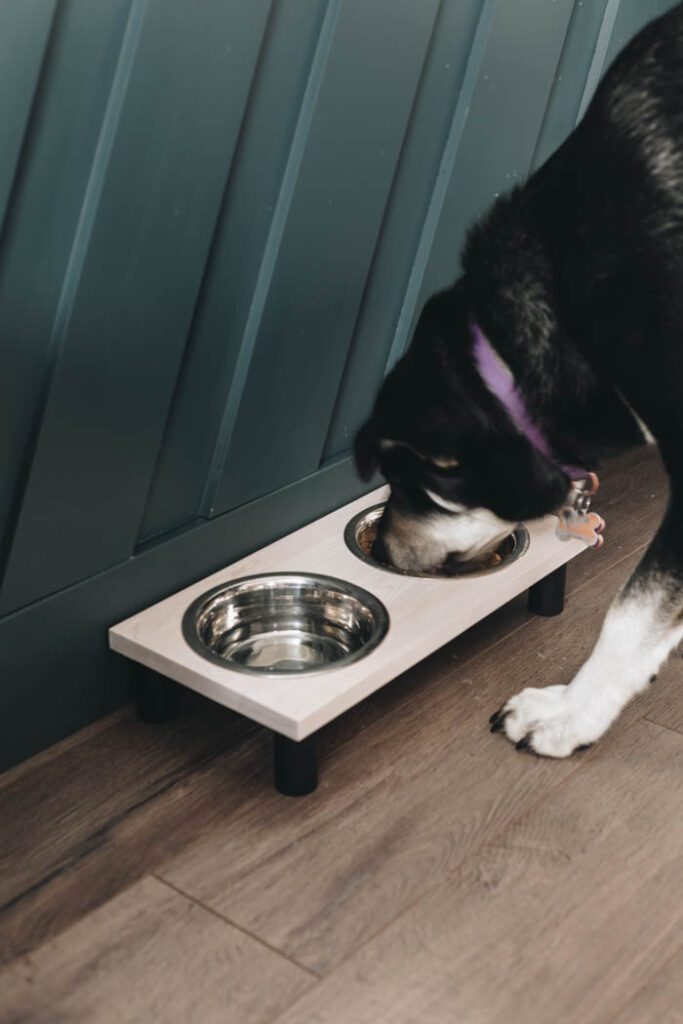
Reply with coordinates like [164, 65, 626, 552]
[2, 446, 682, 1024]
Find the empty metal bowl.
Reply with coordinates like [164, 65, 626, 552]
[345, 502, 530, 579]
[182, 573, 389, 675]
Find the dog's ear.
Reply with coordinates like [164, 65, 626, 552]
[354, 419, 380, 481]
[475, 435, 570, 521]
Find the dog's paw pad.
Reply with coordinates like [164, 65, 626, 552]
[494, 685, 597, 758]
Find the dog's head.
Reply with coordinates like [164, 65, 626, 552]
[355, 286, 571, 573]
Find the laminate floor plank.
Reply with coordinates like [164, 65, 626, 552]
[273, 719, 683, 1024]
[0, 876, 313, 1024]
[645, 681, 683, 736]
[0, 694, 257, 964]
[611, 943, 683, 1024]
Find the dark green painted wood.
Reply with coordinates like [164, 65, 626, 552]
[332, 0, 576, 391]
[531, 0, 612, 171]
[0, 455, 376, 771]
[0, 0, 131, 565]
[573, 0, 624, 126]
[206, 0, 441, 516]
[139, 0, 328, 543]
[0, 0, 57, 231]
[0, 0, 272, 614]
[322, 0, 486, 460]
[413, 0, 576, 331]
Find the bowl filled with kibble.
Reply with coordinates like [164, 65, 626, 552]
[344, 502, 529, 579]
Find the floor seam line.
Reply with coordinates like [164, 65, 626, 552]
[152, 874, 322, 980]
[641, 716, 683, 739]
[324, 703, 667, 978]
[312, 747, 601, 977]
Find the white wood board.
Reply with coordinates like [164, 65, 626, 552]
[109, 486, 585, 739]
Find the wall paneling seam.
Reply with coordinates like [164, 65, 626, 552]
[198, 0, 344, 517]
[576, 0, 623, 123]
[382, 0, 499, 376]
[0, 0, 148, 590]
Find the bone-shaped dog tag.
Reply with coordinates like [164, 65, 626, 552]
[556, 508, 605, 548]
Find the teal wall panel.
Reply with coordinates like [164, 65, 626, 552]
[412, 0, 576, 331]
[139, 0, 328, 541]
[323, 0, 489, 456]
[323, 0, 485, 460]
[0, 0, 272, 612]
[207, 0, 441, 515]
[0, 0, 131, 573]
[0, 0, 57, 231]
[0, 0, 678, 767]
[531, 0, 613, 170]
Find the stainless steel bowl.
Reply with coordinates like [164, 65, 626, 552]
[344, 502, 530, 579]
[182, 573, 389, 675]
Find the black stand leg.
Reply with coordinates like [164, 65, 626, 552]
[528, 564, 567, 617]
[273, 733, 318, 796]
[135, 671, 180, 723]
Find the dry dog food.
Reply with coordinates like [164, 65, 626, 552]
[357, 520, 514, 576]
[358, 521, 379, 557]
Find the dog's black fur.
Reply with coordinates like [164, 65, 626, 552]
[355, 4, 683, 755]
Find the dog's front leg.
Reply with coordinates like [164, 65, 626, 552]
[491, 501, 683, 757]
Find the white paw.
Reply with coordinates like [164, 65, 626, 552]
[490, 685, 600, 758]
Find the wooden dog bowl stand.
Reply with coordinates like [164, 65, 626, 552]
[109, 486, 584, 796]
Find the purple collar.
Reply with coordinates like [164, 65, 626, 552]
[470, 320, 587, 481]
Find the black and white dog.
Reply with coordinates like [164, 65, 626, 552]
[355, 4, 683, 758]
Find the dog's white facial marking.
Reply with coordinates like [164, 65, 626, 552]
[498, 579, 683, 757]
[424, 489, 465, 514]
[382, 493, 514, 573]
[423, 504, 512, 558]
[424, 490, 513, 554]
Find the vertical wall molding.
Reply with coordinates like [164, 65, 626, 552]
[0, 0, 59, 238]
[136, 0, 278, 541]
[47, 0, 147, 353]
[530, 0, 585, 171]
[199, 0, 344, 517]
[0, 0, 146, 588]
[576, 0, 623, 122]
[383, 0, 498, 375]
[0, 0, 274, 612]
